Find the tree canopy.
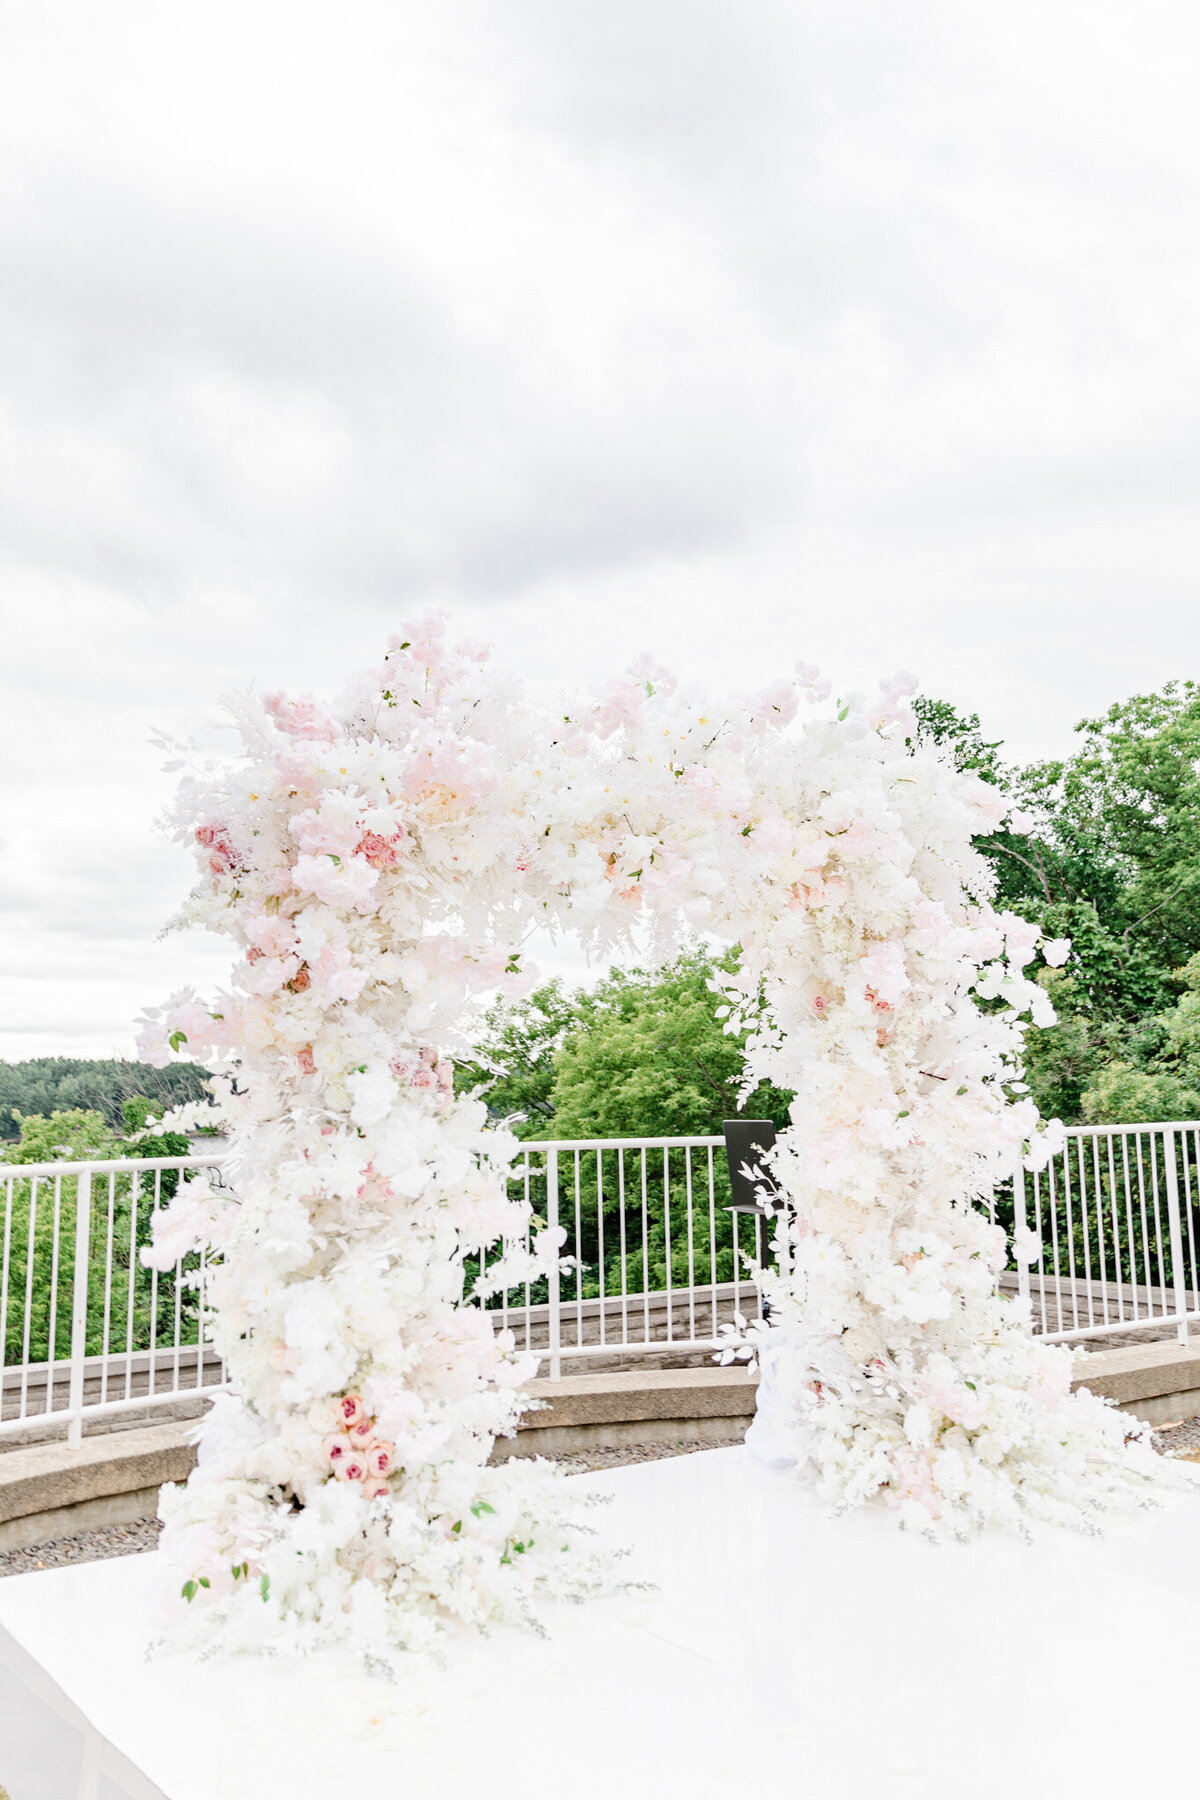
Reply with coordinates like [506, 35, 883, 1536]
[914, 682, 1200, 1122]
[457, 947, 792, 1140]
[0, 1058, 210, 1140]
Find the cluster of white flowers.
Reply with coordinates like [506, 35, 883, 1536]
[141, 615, 1160, 1661]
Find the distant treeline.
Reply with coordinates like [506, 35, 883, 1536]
[0, 1058, 211, 1139]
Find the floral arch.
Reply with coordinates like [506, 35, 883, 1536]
[141, 614, 1158, 1663]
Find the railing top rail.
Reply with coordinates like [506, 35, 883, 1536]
[0, 1153, 228, 1179]
[510, 1135, 727, 1153]
[1059, 1121, 1200, 1139]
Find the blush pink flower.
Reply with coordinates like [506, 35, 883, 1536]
[338, 1394, 365, 1429]
[366, 1440, 395, 1477]
[359, 830, 406, 870]
[263, 692, 339, 742]
[362, 1478, 390, 1501]
[195, 823, 240, 876]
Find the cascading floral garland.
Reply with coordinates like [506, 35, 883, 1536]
[141, 615, 1160, 1662]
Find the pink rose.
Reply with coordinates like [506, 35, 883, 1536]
[810, 994, 828, 1017]
[339, 1394, 365, 1428]
[362, 1478, 390, 1501]
[348, 1417, 374, 1446]
[366, 1440, 394, 1477]
[339, 1454, 367, 1482]
[324, 1434, 349, 1466]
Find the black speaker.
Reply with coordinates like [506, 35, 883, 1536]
[722, 1118, 777, 1213]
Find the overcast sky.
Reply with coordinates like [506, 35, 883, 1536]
[2, 0, 1198, 1060]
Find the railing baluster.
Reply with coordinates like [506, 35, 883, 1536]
[640, 1149, 651, 1346]
[1106, 1133, 1124, 1324]
[66, 1169, 93, 1450]
[662, 1147, 673, 1344]
[47, 1173, 64, 1417]
[546, 1149, 561, 1381]
[19, 1176, 39, 1422]
[617, 1148, 629, 1347]
[707, 1143, 719, 1339]
[1013, 1153, 1030, 1316]
[1164, 1127, 1190, 1346]
[0, 1173, 13, 1424]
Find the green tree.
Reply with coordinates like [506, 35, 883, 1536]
[465, 949, 791, 1298]
[455, 980, 579, 1123]
[2, 1105, 198, 1364]
[0, 1058, 210, 1140]
[1080, 953, 1200, 1123]
[915, 684, 1200, 1123]
[540, 949, 791, 1142]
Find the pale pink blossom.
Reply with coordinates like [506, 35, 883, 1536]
[263, 692, 340, 742]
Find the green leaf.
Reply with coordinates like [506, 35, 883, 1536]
[470, 1500, 496, 1518]
[260, 1573, 271, 1602]
[181, 1580, 197, 1602]
[168, 1031, 188, 1053]
[197, 1576, 210, 1588]
[838, 705, 849, 721]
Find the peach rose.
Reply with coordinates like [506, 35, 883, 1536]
[366, 1440, 395, 1477]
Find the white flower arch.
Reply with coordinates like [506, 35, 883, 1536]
[141, 615, 1158, 1663]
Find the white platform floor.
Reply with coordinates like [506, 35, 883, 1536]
[1, 1446, 1197, 1800]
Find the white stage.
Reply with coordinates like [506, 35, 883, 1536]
[1, 1447, 1197, 1800]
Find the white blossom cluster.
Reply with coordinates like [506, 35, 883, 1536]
[140, 616, 1161, 1660]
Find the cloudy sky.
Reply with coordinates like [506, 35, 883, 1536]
[1, 0, 1198, 1059]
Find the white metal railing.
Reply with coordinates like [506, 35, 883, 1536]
[481, 1137, 768, 1380]
[4, 1120, 1196, 1450]
[0, 1154, 228, 1445]
[1012, 1122, 1200, 1345]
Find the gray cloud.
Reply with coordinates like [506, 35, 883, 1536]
[1, 0, 1198, 1054]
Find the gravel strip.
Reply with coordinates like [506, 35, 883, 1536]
[1152, 1416, 1200, 1458]
[0, 1516, 163, 1577]
[541, 1437, 746, 1476]
[1, 1423, 1192, 1579]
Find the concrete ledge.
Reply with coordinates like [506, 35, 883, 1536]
[0, 1421, 197, 1538]
[517, 1366, 759, 1430]
[491, 1366, 757, 1459]
[0, 1486, 165, 1553]
[1071, 1341, 1200, 1426]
